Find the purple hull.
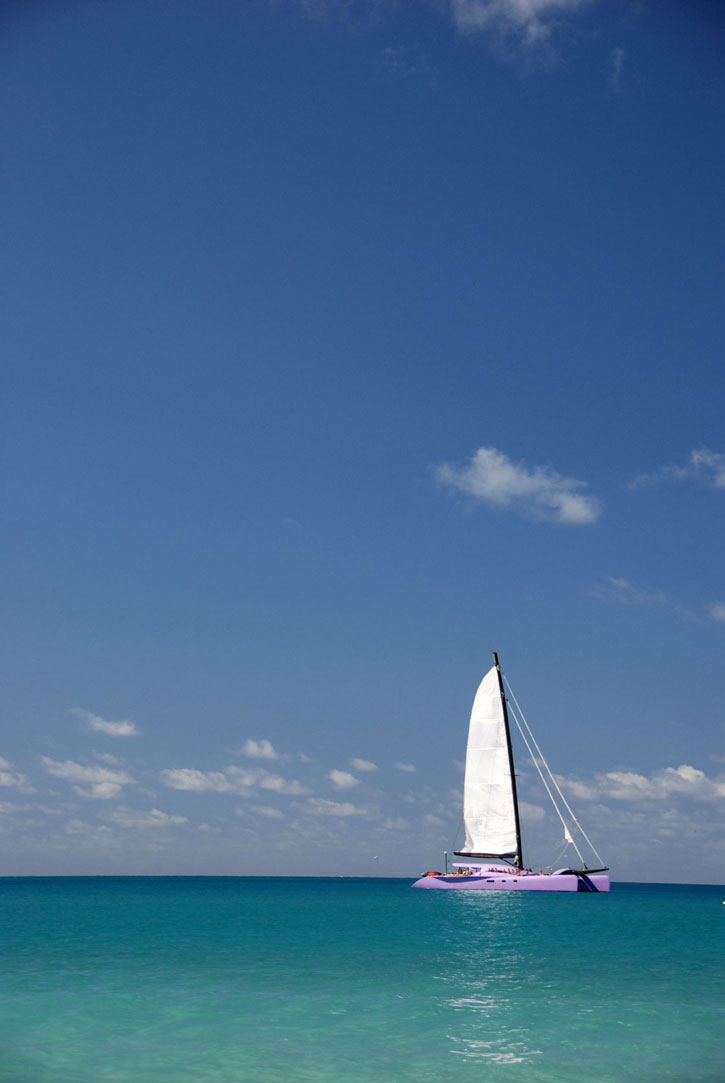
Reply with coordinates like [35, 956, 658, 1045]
[412, 869, 610, 892]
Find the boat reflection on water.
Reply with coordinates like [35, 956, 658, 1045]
[433, 892, 544, 1066]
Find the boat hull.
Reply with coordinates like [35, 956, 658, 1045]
[412, 872, 610, 892]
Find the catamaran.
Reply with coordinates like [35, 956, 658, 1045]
[412, 653, 610, 892]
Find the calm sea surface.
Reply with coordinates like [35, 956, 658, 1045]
[0, 877, 722, 1082]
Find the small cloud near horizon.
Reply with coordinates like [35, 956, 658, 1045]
[306, 798, 366, 817]
[40, 756, 135, 800]
[350, 758, 378, 772]
[395, 762, 417, 773]
[71, 709, 139, 738]
[105, 807, 187, 829]
[557, 764, 725, 803]
[328, 769, 359, 790]
[240, 739, 280, 760]
[0, 756, 32, 791]
[160, 765, 308, 797]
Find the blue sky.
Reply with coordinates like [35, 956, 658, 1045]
[1, 0, 723, 881]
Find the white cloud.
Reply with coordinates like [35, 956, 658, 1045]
[395, 762, 417, 773]
[328, 769, 359, 790]
[64, 818, 113, 839]
[602, 766, 725, 802]
[610, 46, 625, 91]
[0, 756, 31, 790]
[592, 576, 667, 607]
[350, 758, 378, 772]
[558, 765, 725, 803]
[255, 771, 308, 796]
[106, 807, 188, 829]
[628, 448, 725, 492]
[92, 751, 123, 766]
[554, 775, 597, 801]
[591, 577, 718, 623]
[71, 708, 139, 737]
[382, 816, 409, 831]
[249, 804, 284, 819]
[519, 800, 546, 822]
[160, 765, 309, 797]
[306, 798, 366, 817]
[160, 768, 235, 793]
[436, 446, 601, 525]
[40, 756, 134, 800]
[240, 739, 279, 760]
[450, 0, 591, 47]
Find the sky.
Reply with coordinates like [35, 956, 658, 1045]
[1, 0, 723, 882]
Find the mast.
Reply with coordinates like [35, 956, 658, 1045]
[493, 651, 523, 868]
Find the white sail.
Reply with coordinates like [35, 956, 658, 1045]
[460, 665, 519, 857]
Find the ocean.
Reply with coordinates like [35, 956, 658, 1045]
[0, 877, 722, 1082]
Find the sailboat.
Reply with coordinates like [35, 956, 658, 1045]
[412, 653, 610, 892]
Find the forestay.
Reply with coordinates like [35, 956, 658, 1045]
[460, 665, 518, 857]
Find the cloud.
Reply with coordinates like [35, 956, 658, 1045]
[435, 446, 601, 525]
[395, 763, 417, 773]
[602, 766, 725, 802]
[628, 448, 725, 492]
[71, 709, 139, 737]
[450, 0, 591, 48]
[0, 756, 31, 790]
[160, 768, 234, 792]
[591, 576, 667, 607]
[240, 739, 279, 760]
[40, 756, 134, 800]
[590, 577, 708, 622]
[255, 771, 308, 795]
[557, 765, 725, 803]
[64, 818, 113, 840]
[350, 758, 378, 772]
[328, 769, 359, 790]
[610, 46, 625, 91]
[249, 804, 284, 819]
[306, 798, 366, 817]
[382, 45, 418, 80]
[709, 603, 725, 624]
[106, 807, 188, 829]
[554, 775, 597, 801]
[519, 800, 546, 822]
[160, 765, 309, 797]
[93, 751, 124, 766]
[381, 816, 409, 831]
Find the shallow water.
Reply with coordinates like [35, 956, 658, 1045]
[1, 877, 722, 1082]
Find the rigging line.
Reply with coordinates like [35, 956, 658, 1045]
[504, 677, 606, 867]
[506, 684, 605, 867]
[551, 835, 572, 870]
[507, 703, 586, 866]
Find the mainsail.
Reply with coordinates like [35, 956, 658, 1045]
[458, 662, 521, 860]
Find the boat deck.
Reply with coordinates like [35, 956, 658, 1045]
[412, 868, 610, 892]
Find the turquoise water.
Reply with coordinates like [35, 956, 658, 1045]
[0, 878, 722, 1082]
